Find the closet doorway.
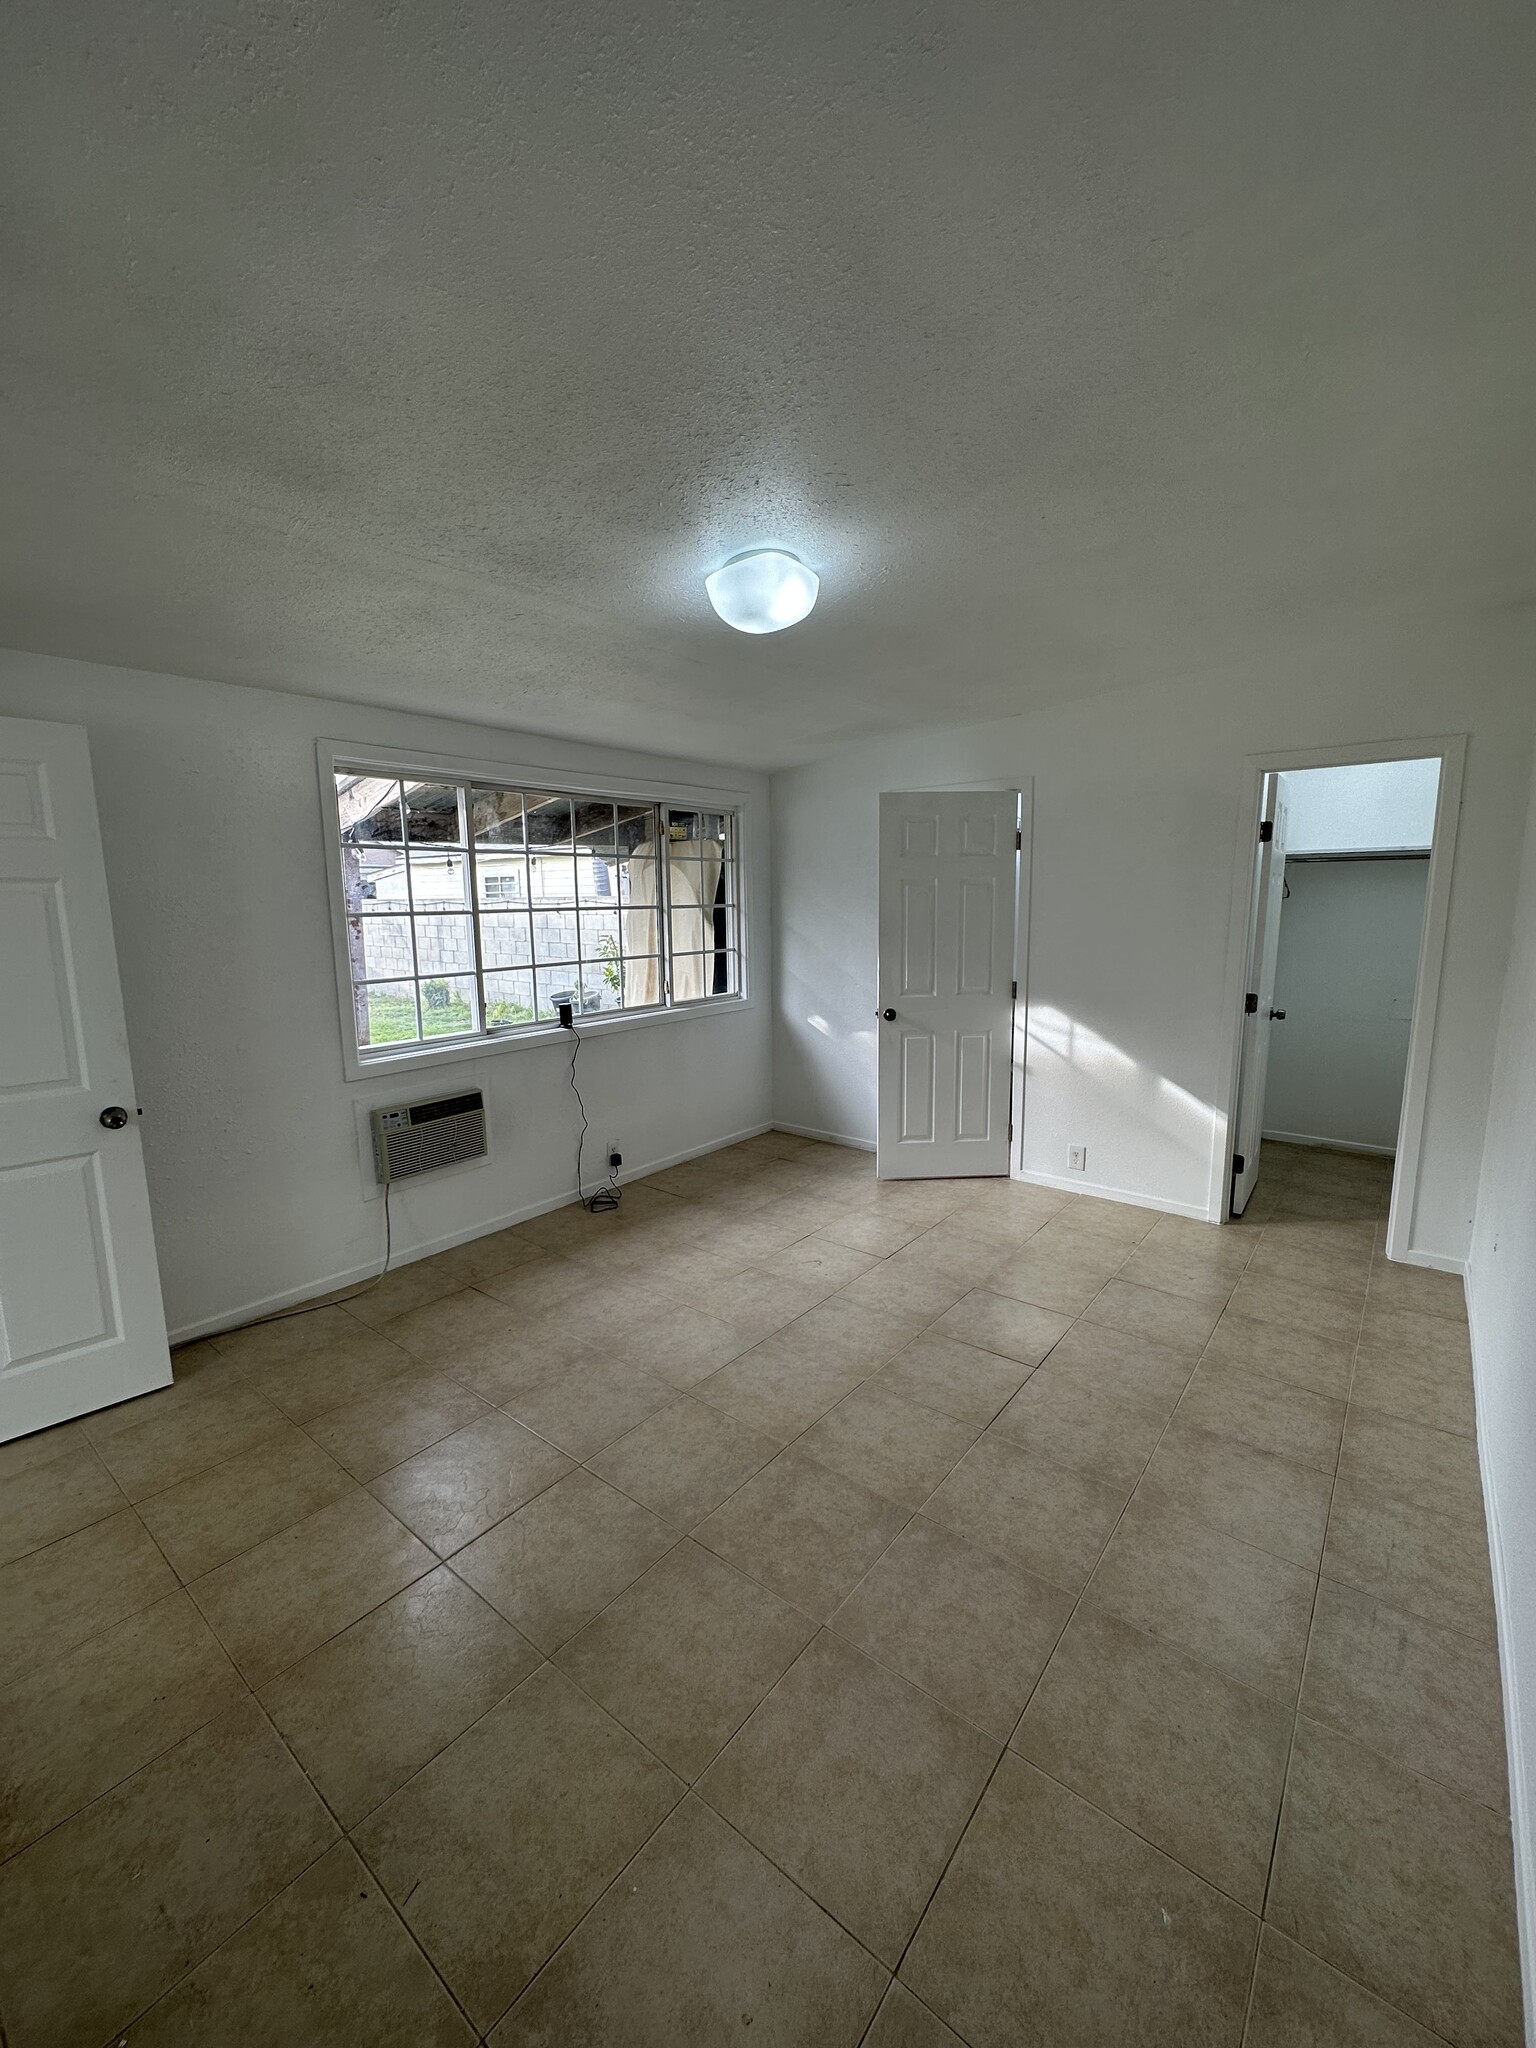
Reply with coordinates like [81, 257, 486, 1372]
[1222, 739, 1464, 1264]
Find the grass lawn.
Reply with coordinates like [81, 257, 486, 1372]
[361, 985, 535, 1045]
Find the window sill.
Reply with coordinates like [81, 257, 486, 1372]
[342, 991, 754, 1085]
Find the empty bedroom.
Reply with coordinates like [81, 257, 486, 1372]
[1, 4, 1534, 2045]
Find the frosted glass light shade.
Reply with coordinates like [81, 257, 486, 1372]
[705, 550, 819, 634]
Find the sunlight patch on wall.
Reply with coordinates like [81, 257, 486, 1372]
[1027, 1005, 1217, 1164]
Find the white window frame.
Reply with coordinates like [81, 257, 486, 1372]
[318, 739, 756, 1082]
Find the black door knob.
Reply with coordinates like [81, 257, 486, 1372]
[99, 1106, 130, 1130]
[882, 1008, 897, 1021]
[1269, 1008, 1287, 1021]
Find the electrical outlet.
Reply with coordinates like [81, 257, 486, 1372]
[607, 1143, 623, 1172]
[1069, 1145, 1088, 1172]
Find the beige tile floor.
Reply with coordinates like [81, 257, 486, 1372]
[0, 1134, 1519, 2047]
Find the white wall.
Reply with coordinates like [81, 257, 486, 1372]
[0, 650, 773, 1339]
[1468, 749, 1536, 2036]
[1263, 859, 1430, 1152]
[772, 641, 1533, 1262]
[1280, 757, 1440, 854]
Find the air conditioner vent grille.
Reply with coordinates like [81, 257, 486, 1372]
[371, 1089, 487, 1184]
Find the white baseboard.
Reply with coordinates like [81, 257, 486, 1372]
[1263, 1129, 1397, 1157]
[1465, 1279, 1536, 2046]
[772, 1120, 876, 1153]
[166, 1120, 775, 1346]
[1014, 1167, 1210, 1222]
[1264, 1130, 1398, 1157]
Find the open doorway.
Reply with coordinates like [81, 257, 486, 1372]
[1223, 740, 1464, 1264]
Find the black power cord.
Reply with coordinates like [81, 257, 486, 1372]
[224, 1007, 614, 1346]
[213, 1177, 395, 1336]
[561, 1007, 621, 1212]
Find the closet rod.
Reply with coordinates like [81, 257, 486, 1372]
[1284, 849, 1431, 864]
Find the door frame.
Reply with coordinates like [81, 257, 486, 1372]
[1211, 734, 1466, 1265]
[1229, 771, 1290, 1219]
[1011, 780, 1035, 1180]
[875, 778, 1033, 1181]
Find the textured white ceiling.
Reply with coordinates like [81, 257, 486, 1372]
[1, 2, 1532, 767]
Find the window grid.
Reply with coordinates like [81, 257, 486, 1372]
[402, 797, 422, 1043]
[336, 772, 741, 1056]
[468, 791, 661, 1033]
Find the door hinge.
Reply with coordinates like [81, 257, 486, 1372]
[1232, 1151, 1246, 1176]
[1011, 979, 1018, 1000]
[1244, 991, 1259, 1014]
[1015, 828, 1023, 851]
[1258, 820, 1274, 843]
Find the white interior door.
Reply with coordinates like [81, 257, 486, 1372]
[877, 789, 1019, 1180]
[0, 717, 171, 1441]
[1231, 773, 1291, 1215]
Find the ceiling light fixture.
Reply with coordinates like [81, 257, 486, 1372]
[705, 549, 819, 634]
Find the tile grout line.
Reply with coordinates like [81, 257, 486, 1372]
[804, 1222, 1222, 1755]
[0, 1583, 246, 1876]
[788, 1214, 1160, 1632]
[8, 1458, 434, 2044]
[1217, 1166, 1395, 2036]
[860, 1220, 1261, 2021]
[1238, 1227, 1467, 2048]
[2, 1430, 247, 1865]
[0, 1187, 1417, 2031]
[3, 1458, 457, 1731]
[509, 1206, 1292, 1764]
[136, 1679, 482, 2045]
[1, 1170, 954, 1790]
[0, 1180, 1322, 1727]
[283, 1518, 908, 2036]
[395, 1200, 1162, 2036]
[396, 1155, 1441, 2020]
[1239, 1170, 1383, 2026]
[481, 1783, 897, 2045]
[177, 1479, 454, 1693]
[1249, 1251, 1369, 1980]
[470, 1176, 1387, 1977]
[877, 1181, 1386, 1996]
[8, 1144, 1479, 2044]
[0, 1432, 135, 1575]
[536, 1216, 1235, 1773]
[129, 1442, 365, 1586]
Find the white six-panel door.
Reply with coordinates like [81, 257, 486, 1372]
[0, 717, 171, 1441]
[877, 789, 1020, 1179]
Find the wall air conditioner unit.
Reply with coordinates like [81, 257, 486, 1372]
[371, 1089, 487, 1184]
